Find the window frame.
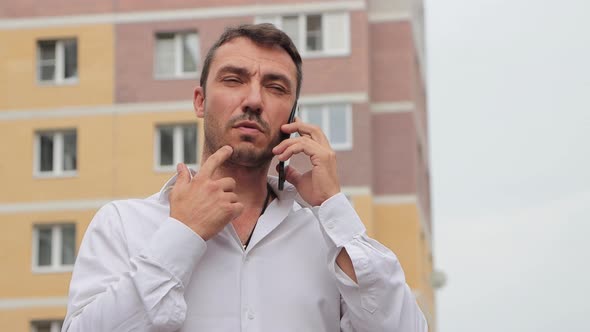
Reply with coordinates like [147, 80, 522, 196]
[36, 38, 78, 85]
[300, 103, 353, 151]
[31, 224, 76, 274]
[154, 123, 199, 172]
[255, 12, 350, 58]
[31, 320, 63, 332]
[33, 129, 78, 178]
[154, 31, 200, 80]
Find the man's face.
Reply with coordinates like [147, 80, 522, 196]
[194, 37, 297, 168]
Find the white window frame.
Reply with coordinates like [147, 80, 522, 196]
[300, 103, 353, 150]
[37, 39, 78, 85]
[255, 12, 350, 58]
[33, 130, 78, 178]
[31, 320, 63, 332]
[154, 32, 200, 79]
[154, 124, 199, 172]
[32, 224, 76, 274]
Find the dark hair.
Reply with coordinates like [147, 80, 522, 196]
[200, 23, 303, 99]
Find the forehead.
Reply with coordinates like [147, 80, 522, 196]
[209, 37, 297, 82]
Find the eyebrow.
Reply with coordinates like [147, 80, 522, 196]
[216, 65, 250, 79]
[216, 65, 293, 92]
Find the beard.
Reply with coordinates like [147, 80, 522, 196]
[203, 109, 282, 168]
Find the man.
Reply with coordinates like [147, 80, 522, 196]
[63, 24, 428, 332]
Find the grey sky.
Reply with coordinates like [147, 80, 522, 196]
[426, 0, 590, 331]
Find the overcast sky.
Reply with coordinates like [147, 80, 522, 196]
[426, 0, 590, 331]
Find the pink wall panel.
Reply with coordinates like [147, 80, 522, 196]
[116, 11, 369, 103]
[371, 112, 417, 195]
[0, 0, 114, 18]
[115, 17, 250, 103]
[369, 21, 416, 102]
[114, 0, 342, 13]
[1, 0, 343, 18]
[300, 11, 370, 95]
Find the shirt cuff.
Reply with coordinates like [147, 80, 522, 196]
[145, 217, 207, 286]
[316, 193, 366, 247]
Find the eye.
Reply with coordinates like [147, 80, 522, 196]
[222, 76, 242, 85]
[268, 84, 287, 94]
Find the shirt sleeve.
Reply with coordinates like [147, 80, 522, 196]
[313, 193, 429, 332]
[62, 202, 207, 332]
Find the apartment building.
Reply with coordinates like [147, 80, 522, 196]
[0, 0, 434, 330]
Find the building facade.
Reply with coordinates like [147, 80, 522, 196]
[0, 0, 434, 330]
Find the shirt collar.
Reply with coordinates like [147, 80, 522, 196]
[157, 169, 299, 205]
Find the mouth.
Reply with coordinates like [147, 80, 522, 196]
[233, 120, 264, 133]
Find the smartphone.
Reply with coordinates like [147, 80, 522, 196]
[278, 103, 297, 190]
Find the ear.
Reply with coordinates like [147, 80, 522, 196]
[193, 86, 205, 118]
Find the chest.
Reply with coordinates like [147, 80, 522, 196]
[181, 214, 341, 331]
[231, 209, 262, 245]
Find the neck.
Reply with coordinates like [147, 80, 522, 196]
[202, 151, 271, 207]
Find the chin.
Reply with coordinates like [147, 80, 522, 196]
[229, 143, 273, 168]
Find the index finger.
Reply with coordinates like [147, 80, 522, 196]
[200, 145, 233, 177]
[282, 119, 329, 146]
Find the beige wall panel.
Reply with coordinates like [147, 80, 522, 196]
[0, 25, 114, 110]
[0, 210, 94, 297]
[0, 307, 66, 331]
[374, 203, 420, 288]
[0, 116, 115, 203]
[374, 202, 434, 321]
[351, 195, 374, 237]
[113, 111, 202, 197]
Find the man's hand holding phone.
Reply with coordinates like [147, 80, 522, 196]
[273, 118, 341, 206]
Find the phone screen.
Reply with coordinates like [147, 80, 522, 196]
[278, 103, 297, 190]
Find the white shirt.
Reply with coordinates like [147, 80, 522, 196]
[63, 175, 428, 332]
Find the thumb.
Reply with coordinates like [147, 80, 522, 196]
[176, 163, 190, 184]
[284, 165, 302, 187]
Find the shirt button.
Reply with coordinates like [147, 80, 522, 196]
[358, 259, 368, 269]
[248, 312, 255, 320]
[326, 221, 335, 229]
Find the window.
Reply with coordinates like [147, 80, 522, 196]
[300, 104, 352, 150]
[37, 39, 78, 84]
[34, 130, 77, 177]
[32, 224, 76, 272]
[256, 13, 350, 57]
[155, 31, 200, 78]
[155, 124, 198, 170]
[306, 15, 323, 51]
[31, 320, 63, 332]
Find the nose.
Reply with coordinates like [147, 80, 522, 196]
[242, 83, 263, 114]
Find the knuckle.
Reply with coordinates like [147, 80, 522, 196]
[308, 124, 321, 132]
[206, 181, 220, 192]
[221, 202, 234, 214]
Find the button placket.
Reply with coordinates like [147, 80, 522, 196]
[241, 252, 256, 329]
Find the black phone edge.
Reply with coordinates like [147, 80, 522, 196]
[278, 103, 297, 191]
